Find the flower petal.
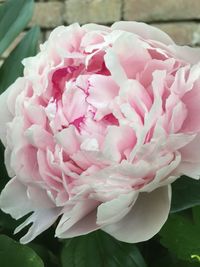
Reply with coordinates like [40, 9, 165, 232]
[14, 208, 60, 244]
[0, 177, 33, 219]
[97, 191, 138, 225]
[87, 75, 119, 119]
[104, 49, 127, 87]
[111, 21, 174, 45]
[56, 209, 99, 238]
[0, 89, 12, 146]
[55, 199, 99, 238]
[102, 185, 171, 243]
[171, 45, 200, 64]
[103, 125, 136, 162]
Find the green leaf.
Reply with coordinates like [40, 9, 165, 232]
[0, 26, 40, 93]
[152, 252, 200, 267]
[0, 143, 9, 192]
[155, 257, 200, 267]
[0, 142, 16, 231]
[28, 243, 60, 267]
[171, 176, 200, 213]
[0, 0, 34, 56]
[0, 211, 17, 231]
[160, 206, 200, 262]
[0, 235, 44, 267]
[61, 230, 147, 267]
[172, 261, 200, 267]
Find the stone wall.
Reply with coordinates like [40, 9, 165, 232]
[34, 0, 200, 46]
[2, 0, 200, 64]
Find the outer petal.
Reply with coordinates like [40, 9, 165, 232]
[55, 199, 99, 238]
[0, 177, 34, 219]
[170, 45, 200, 64]
[181, 83, 200, 132]
[179, 134, 200, 163]
[14, 208, 61, 244]
[175, 134, 200, 179]
[0, 89, 13, 146]
[174, 162, 200, 180]
[0, 176, 57, 215]
[56, 209, 100, 239]
[102, 185, 171, 243]
[82, 23, 111, 32]
[0, 77, 27, 145]
[0, 178, 60, 244]
[111, 21, 174, 45]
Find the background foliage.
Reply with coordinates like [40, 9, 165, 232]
[0, 1, 200, 266]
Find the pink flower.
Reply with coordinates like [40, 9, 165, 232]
[1, 21, 200, 244]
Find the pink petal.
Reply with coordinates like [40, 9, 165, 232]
[37, 149, 63, 191]
[24, 125, 54, 149]
[168, 101, 188, 133]
[87, 75, 119, 119]
[130, 70, 166, 161]
[104, 49, 127, 87]
[111, 32, 151, 79]
[55, 125, 80, 155]
[119, 79, 152, 117]
[24, 103, 46, 126]
[142, 152, 181, 192]
[62, 85, 87, 123]
[181, 82, 200, 132]
[103, 125, 136, 162]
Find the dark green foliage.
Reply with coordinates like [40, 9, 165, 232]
[160, 206, 200, 262]
[0, 235, 44, 267]
[61, 231, 147, 267]
[0, 0, 34, 56]
[0, 26, 40, 93]
[171, 176, 200, 213]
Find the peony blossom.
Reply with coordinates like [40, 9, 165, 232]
[0, 21, 200, 244]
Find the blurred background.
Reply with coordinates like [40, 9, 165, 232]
[1, 0, 200, 65]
